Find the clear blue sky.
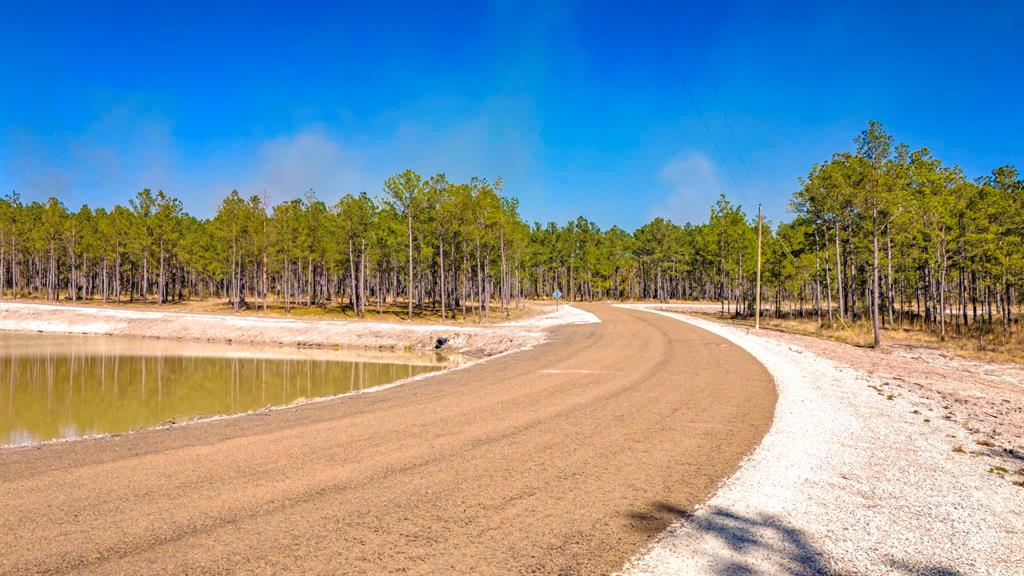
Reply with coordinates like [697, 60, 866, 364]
[2, 0, 1022, 229]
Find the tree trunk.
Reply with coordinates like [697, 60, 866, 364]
[348, 238, 358, 315]
[439, 235, 446, 320]
[835, 221, 845, 321]
[871, 203, 881, 349]
[406, 214, 413, 320]
[359, 239, 367, 317]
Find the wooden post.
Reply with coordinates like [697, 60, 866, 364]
[756, 204, 763, 330]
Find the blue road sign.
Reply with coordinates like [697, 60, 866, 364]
[552, 289, 562, 300]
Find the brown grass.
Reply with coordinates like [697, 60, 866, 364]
[1, 296, 548, 325]
[684, 311, 1024, 366]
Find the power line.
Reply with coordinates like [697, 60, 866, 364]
[680, 1, 760, 203]
[641, 0, 749, 207]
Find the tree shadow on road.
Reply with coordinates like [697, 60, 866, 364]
[627, 502, 964, 576]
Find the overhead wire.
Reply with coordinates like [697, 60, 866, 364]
[680, 0, 760, 203]
[641, 0, 750, 207]
[673, 3, 804, 267]
[642, 0, 801, 272]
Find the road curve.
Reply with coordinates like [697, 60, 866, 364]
[0, 304, 775, 575]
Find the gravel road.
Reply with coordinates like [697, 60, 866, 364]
[0, 304, 775, 575]
[620, 306, 1024, 576]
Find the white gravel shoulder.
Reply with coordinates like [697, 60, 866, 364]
[617, 305, 1023, 576]
[501, 302, 600, 328]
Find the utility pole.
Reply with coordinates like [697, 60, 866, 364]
[755, 204, 763, 330]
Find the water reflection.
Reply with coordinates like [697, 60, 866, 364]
[0, 333, 448, 446]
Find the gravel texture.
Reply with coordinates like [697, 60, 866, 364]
[618, 305, 1024, 576]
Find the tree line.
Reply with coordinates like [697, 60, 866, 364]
[2, 122, 1021, 344]
[0, 172, 531, 321]
[784, 121, 1023, 346]
[0, 176, 757, 320]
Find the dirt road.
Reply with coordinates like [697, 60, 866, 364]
[0, 304, 775, 575]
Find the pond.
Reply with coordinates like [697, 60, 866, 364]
[0, 333, 454, 446]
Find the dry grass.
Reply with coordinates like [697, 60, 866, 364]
[685, 311, 1024, 366]
[1, 296, 548, 325]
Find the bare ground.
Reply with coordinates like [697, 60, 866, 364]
[0, 304, 775, 575]
[660, 304, 1024, 474]
[0, 301, 570, 357]
[0, 296, 550, 323]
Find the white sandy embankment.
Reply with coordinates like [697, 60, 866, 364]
[617, 305, 1023, 576]
[0, 301, 599, 358]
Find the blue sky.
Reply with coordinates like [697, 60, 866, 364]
[2, 1, 1022, 229]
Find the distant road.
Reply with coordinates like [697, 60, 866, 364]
[0, 304, 774, 575]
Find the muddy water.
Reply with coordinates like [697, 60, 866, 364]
[0, 333, 453, 446]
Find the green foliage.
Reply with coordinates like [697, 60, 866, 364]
[0, 133, 1019, 337]
[793, 122, 1024, 341]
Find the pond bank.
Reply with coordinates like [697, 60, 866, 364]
[0, 301, 590, 357]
